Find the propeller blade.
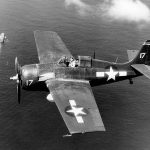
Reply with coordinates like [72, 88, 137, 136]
[17, 80, 21, 104]
[10, 57, 22, 104]
[15, 57, 22, 104]
[15, 57, 20, 74]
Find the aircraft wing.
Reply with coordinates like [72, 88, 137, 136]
[46, 79, 105, 135]
[34, 30, 73, 64]
[132, 64, 150, 79]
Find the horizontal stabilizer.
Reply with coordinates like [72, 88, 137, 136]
[127, 50, 139, 61]
[132, 64, 150, 79]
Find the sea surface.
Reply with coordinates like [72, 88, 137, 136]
[0, 0, 150, 150]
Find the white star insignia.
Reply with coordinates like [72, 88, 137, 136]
[66, 100, 87, 124]
[105, 66, 118, 81]
[66, 106, 86, 116]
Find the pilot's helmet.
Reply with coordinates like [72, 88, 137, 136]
[70, 57, 74, 62]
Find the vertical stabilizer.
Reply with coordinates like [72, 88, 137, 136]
[127, 50, 139, 61]
[132, 40, 150, 65]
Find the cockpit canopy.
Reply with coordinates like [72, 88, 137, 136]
[78, 56, 92, 68]
[57, 55, 92, 68]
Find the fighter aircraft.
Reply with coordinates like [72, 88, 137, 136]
[10, 30, 150, 136]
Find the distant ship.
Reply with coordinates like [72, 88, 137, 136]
[0, 33, 6, 43]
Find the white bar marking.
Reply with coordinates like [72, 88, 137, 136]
[76, 116, 84, 123]
[96, 72, 105, 77]
[119, 71, 127, 76]
[69, 100, 76, 107]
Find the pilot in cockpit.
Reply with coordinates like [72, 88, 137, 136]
[69, 57, 79, 67]
[58, 56, 79, 67]
[58, 56, 69, 67]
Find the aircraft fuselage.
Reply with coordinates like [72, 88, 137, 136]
[20, 57, 141, 89]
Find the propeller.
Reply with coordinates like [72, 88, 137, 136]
[10, 57, 22, 104]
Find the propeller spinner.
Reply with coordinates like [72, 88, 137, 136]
[10, 57, 22, 104]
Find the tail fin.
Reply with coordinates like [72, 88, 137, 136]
[132, 40, 150, 65]
[127, 50, 139, 62]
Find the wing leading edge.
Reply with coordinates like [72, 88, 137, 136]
[34, 30, 73, 64]
[46, 79, 105, 135]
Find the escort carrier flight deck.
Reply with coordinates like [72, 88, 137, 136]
[10, 30, 150, 136]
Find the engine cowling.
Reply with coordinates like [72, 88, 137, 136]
[21, 64, 39, 88]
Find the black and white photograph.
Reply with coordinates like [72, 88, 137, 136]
[1, 0, 150, 150]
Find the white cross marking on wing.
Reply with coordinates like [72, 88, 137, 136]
[66, 100, 87, 124]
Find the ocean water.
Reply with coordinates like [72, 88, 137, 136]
[0, 0, 150, 150]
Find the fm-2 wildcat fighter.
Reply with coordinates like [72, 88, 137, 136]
[10, 30, 150, 136]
